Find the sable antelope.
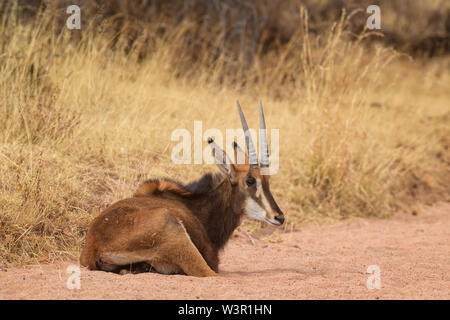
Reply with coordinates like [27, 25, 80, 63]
[80, 101, 285, 277]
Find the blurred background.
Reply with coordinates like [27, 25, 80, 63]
[9, 0, 450, 62]
[0, 0, 449, 265]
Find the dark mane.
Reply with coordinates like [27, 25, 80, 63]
[134, 173, 224, 198]
[183, 173, 224, 196]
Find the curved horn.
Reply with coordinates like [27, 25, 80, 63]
[259, 100, 270, 167]
[236, 100, 258, 168]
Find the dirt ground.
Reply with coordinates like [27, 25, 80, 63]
[1, 202, 449, 300]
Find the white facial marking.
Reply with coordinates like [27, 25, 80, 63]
[256, 178, 272, 212]
[244, 178, 273, 222]
[255, 178, 262, 197]
[245, 197, 266, 221]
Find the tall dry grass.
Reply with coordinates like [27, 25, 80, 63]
[0, 6, 449, 265]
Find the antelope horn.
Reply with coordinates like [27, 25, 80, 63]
[259, 100, 269, 167]
[236, 100, 258, 168]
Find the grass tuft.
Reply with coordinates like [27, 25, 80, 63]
[0, 6, 449, 265]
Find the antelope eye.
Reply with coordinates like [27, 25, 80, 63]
[246, 177, 256, 187]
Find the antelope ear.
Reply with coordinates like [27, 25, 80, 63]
[232, 141, 248, 166]
[208, 137, 236, 182]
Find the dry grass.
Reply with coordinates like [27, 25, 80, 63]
[0, 6, 449, 265]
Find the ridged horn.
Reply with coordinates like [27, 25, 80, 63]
[236, 100, 258, 168]
[259, 100, 269, 167]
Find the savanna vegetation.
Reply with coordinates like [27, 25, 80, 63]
[0, 0, 449, 265]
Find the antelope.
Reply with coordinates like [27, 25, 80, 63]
[80, 101, 285, 277]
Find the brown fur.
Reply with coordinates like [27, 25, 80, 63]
[80, 171, 252, 276]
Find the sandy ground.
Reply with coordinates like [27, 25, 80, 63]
[1, 202, 449, 300]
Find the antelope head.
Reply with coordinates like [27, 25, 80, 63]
[208, 100, 285, 226]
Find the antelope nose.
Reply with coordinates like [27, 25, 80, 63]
[274, 216, 285, 225]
